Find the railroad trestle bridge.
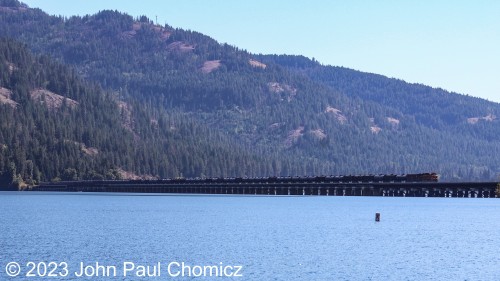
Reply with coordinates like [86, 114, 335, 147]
[32, 179, 499, 198]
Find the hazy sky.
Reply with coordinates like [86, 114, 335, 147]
[22, 0, 500, 103]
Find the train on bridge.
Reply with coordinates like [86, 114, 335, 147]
[39, 172, 439, 187]
[29, 172, 499, 198]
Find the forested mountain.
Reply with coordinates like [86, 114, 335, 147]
[1, 0, 499, 188]
[0, 39, 295, 188]
[258, 54, 500, 134]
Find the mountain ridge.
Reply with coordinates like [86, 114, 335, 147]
[1, 0, 499, 187]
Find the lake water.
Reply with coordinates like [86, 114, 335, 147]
[0, 192, 499, 280]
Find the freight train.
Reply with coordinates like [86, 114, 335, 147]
[41, 173, 438, 187]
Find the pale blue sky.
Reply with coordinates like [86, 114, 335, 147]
[23, 1, 500, 102]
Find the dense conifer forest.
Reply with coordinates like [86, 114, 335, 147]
[1, 0, 499, 188]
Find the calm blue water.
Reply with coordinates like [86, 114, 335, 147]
[0, 192, 499, 280]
